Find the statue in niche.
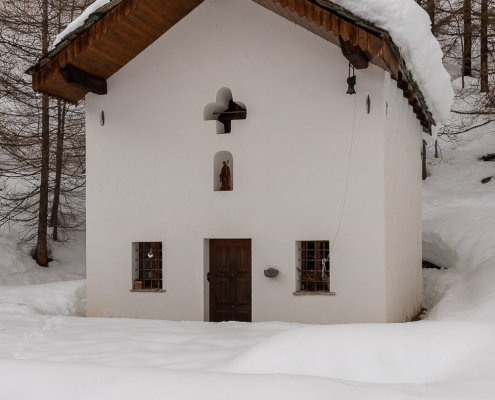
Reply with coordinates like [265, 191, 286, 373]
[219, 160, 232, 191]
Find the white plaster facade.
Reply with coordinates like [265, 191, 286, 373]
[85, 0, 422, 324]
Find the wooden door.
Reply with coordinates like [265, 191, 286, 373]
[209, 239, 252, 322]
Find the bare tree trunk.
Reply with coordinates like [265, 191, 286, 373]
[422, 140, 427, 180]
[481, 0, 489, 92]
[434, 139, 439, 158]
[0, 0, 89, 248]
[36, 0, 50, 266]
[50, 100, 66, 241]
[463, 0, 472, 77]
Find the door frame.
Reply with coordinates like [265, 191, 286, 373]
[207, 239, 252, 323]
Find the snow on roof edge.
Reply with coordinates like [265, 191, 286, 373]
[51, 0, 453, 123]
[322, 0, 453, 124]
[53, 0, 112, 47]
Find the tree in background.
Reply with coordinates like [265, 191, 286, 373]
[416, 0, 495, 166]
[480, 0, 489, 92]
[463, 0, 472, 77]
[0, 0, 90, 265]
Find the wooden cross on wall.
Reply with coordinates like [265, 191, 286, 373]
[213, 100, 247, 134]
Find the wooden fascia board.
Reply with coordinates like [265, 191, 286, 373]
[27, 0, 206, 103]
[25, 0, 123, 76]
[29, 0, 146, 101]
[256, 0, 434, 128]
[26, 0, 435, 129]
[258, 0, 394, 76]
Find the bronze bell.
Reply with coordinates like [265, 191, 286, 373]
[346, 75, 357, 95]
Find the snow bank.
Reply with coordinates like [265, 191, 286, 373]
[330, 0, 453, 123]
[0, 280, 85, 316]
[220, 321, 495, 384]
[0, 229, 85, 285]
[423, 92, 495, 322]
[53, 0, 110, 46]
[423, 123, 495, 270]
[0, 315, 299, 370]
[426, 256, 495, 322]
[422, 267, 463, 311]
[0, 232, 38, 283]
[2, 357, 493, 400]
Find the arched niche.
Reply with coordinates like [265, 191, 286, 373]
[214, 151, 233, 191]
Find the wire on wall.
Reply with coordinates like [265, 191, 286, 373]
[331, 93, 358, 252]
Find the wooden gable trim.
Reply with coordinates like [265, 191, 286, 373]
[27, 0, 205, 104]
[253, 0, 398, 77]
[252, 0, 434, 128]
[31, 0, 143, 102]
[26, 0, 434, 128]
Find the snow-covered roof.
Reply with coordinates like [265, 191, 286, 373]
[30, 0, 453, 124]
[323, 0, 453, 123]
[53, 0, 112, 47]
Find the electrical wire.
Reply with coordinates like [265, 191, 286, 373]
[330, 92, 358, 252]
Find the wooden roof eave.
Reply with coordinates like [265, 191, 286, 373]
[254, 0, 434, 129]
[25, 0, 123, 76]
[25, 0, 435, 130]
[313, 0, 435, 128]
[25, 0, 207, 104]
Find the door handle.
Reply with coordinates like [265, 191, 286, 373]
[207, 272, 210, 282]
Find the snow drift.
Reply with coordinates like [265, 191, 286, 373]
[220, 321, 495, 384]
[0, 230, 85, 285]
[426, 256, 495, 322]
[0, 280, 86, 316]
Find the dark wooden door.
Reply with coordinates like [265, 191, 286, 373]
[209, 239, 252, 322]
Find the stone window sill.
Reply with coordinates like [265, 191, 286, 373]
[293, 291, 336, 296]
[129, 289, 166, 293]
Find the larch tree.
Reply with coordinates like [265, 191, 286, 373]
[416, 0, 495, 165]
[480, 0, 489, 92]
[463, 0, 473, 77]
[0, 0, 90, 266]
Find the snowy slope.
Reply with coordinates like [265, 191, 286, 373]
[0, 281, 85, 316]
[0, 228, 86, 316]
[423, 127, 495, 271]
[0, 229, 85, 286]
[422, 78, 495, 323]
[220, 321, 495, 384]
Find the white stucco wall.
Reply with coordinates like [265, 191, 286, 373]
[84, 0, 419, 324]
[383, 74, 423, 322]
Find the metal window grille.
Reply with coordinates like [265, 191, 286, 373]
[297, 241, 330, 292]
[134, 242, 162, 289]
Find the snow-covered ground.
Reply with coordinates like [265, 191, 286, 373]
[0, 229, 85, 286]
[422, 78, 495, 324]
[1, 124, 495, 398]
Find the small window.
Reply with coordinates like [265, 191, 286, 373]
[296, 241, 330, 293]
[132, 242, 163, 291]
